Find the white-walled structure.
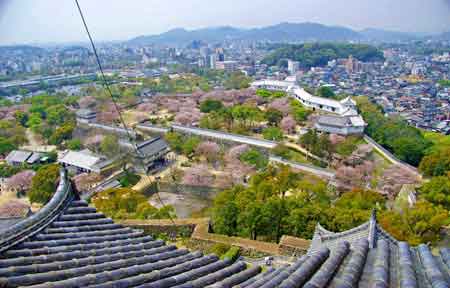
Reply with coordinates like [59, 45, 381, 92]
[251, 79, 366, 135]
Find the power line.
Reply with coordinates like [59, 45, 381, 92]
[74, 0, 176, 226]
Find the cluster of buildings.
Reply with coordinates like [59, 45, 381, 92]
[251, 79, 366, 136]
[279, 50, 450, 133]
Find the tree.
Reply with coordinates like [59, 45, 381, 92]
[419, 147, 450, 177]
[196, 141, 221, 163]
[212, 186, 241, 236]
[265, 109, 283, 126]
[26, 113, 43, 133]
[200, 99, 224, 113]
[377, 165, 417, 199]
[280, 116, 296, 134]
[315, 133, 333, 159]
[67, 139, 82, 150]
[165, 132, 184, 153]
[137, 103, 157, 113]
[392, 137, 426, 167]
[225, 144, 249, 163]
[262, 43, 384, 68]
[182, 164, 214, 186]
[380, 201, 449, 245]
[224, 72, 251, 90]
[268, 98, 291, 116]
[5, 170, 35, 196]
[316, 86, 335, 98]
[240, 149, 268, 170]
[419, 176, 450, 210]
[182, 136, 201, 157]
[73, 173, 102, 193]
[48, 123, 75, 145]
[28, 164, 60, 204]
[300, 129, 318, 151]
[290, 100, 311, 123]
[0, 137, 17, 156]
[14, 110, 29, 127]
[357, 97, 431, 166]
[256, 89, 272, 98]
[174, 108, 202, 126]
[100, 135, 120, 157]
[92, 188, 175, 220]
[263, 127, 284, 141]
[46, 104, 71, 125]
[335, 163, 374, 191]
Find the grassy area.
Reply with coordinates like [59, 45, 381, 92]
[335, 136, 365, 157]
[272, 144, 310, 164]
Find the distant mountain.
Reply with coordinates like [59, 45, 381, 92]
[0, 45, 45, 56]
[129, 22, 446, 46]
[131, 26, 243, 45]
[359, 28, 421, 42]
[0, 45, 44, 53]
[239, 22, 360, 42]
[130, 22, 362, 45]
[435, 31, 450, 40]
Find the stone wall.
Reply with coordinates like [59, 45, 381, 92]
[119, 218, 311, 257]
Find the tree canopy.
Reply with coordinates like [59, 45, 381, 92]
[28, 164, 60, 204]
[262, 43, 384, 68]
[357, 97, 431, 166]
[92, 188, 176, 220]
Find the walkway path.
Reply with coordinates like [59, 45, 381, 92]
[283, 142, 327, 163]
[269, 156, 335, 179]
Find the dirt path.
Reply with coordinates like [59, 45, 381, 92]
[22, 129, 56, 152]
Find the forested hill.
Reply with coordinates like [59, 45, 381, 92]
[261, 43, 385, 68]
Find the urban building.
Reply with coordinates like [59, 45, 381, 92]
[58, 149, 114, 174]
[215, 60, 238, 72]
[345, 55, 362, 74]
[120, 137, 170, 174]
[76, 109, 97, 125]
[5, 150, 43, 166]
[287, 59, 300, 75]
[314, 115, 366, 135]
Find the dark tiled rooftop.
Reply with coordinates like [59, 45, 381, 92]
[0, 169, 448, 287]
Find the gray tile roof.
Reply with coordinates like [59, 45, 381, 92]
[5, 150, 32, 164]
[317, 115, 352, 127]
[0, 175, 448, 287]
[136, 137, 169, 157]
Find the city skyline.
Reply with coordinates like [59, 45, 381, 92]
[1, 0, 450, 45]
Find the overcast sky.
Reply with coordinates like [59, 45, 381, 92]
[1, 0, 450, 45]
